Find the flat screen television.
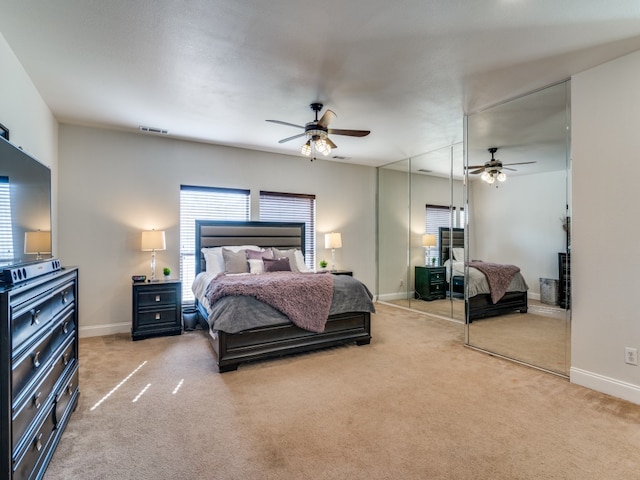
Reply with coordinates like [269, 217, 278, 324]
[0, 136, 52, 269]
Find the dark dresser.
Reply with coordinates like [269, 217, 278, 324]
[0, 267, 79, 480]
[132, 279, 182, 340]
[415, 266, 446, 301]
[558, 252, 571, 309]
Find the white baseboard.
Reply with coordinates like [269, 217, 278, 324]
[378, 291, 411, 302]
[570, 367, 640, 405]
[79, 322, 130, 338]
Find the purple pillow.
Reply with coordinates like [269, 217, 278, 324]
[263, 257, 291, 272]
[246, 249, 274, 260]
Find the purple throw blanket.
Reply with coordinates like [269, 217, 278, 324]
[205, 272, 334, 333]
[468, 261, 520, 304]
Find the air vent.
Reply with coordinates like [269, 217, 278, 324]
[331, 155, 350, 160]
[418, 169, 432, 173]
[139, 126, 168, 135]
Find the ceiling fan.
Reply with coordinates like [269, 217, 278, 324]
[466, 147, 536, 184]
[266, 103, 370, 159]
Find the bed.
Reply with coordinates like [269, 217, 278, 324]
[439, 227, 528, 321]
[193, 220, 374, 372]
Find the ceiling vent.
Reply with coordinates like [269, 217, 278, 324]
[418, 168, 432, 173]
[331, 155, 350, 160]
[139, 125, 168, 135]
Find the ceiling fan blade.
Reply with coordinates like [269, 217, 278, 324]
[502, 161, 536, 166]
[266, 119, 305, 129]
[470, 168, 485, 175]
[502, 167, 518, 171]
[278, 133, 306, 144]
[326, 137, 338, 149]
[328, 128, 370, 137]
[318, 109, 337, 128]
[466, 164, 486, 169]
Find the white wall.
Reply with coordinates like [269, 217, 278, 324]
[571, 50, 640, 404]
[0, 33, 59, 247]
[57, 125, 377, 336]
[469, 170, 568, 297]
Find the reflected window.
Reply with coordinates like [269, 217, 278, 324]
[425, 204, 464, 265]
[0, 177, 13, 261]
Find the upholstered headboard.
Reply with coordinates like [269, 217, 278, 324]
[439, 227, 464, 265]
[194, 220, 305, 274]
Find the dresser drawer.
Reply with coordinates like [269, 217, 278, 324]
[429, 270, 445, 284]
[137, 287, 177, 307]
[12, 404, 56, 480]
[12, 336, 76, 452]
[12, 312, 76, 404]
[11, 280, 75, 357]
[55, 365, 79, 426]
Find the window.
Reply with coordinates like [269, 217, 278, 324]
[425, 204, 451, 266]
[259, 191, 316, 268]
[180, 185, 250, 302]
[0, 177, 13, 261]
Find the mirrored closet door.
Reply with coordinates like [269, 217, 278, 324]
[377, 143, 465, 324]
[464, 81, 571, 376]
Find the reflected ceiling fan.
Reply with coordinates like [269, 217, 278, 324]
[466, 147, 536, 184]
[266, 103, 370, 159]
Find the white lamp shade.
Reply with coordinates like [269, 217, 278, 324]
[324, 232, 342, 249]
[422, 234, 437, 248]
[141, 230, 166, 251]
[24, 230, 51, 254]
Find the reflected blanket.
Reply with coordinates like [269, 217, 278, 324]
[468, 261, 521, 304]
[205, 272, 334, 333]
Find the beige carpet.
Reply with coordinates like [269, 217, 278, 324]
[44, 304, 640, 480]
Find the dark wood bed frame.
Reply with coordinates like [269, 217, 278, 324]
[439, 227, 528, 322]
[194, 220, 372, 372]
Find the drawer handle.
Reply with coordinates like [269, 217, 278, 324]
[61, 291, 68, 304]
[33, 391, 42, 409]
[155, 313, 161, 320]
[67, 382, 74, 395]
[62, 321, 69, 334]
[33, 351, 41, 368]
[63, 352, 70, 366]
[35, 432, 43, 452]
[155, 295, 161, 302]
[31, 309, 40, 326]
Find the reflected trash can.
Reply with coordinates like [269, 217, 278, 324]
[539, 278, 559, 305]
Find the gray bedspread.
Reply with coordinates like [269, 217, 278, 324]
[204, 274, 375, 334]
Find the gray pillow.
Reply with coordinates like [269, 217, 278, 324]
[271, 247, 300, 272]
[222, 248, 248, 273]
[246, 249, 274, 260]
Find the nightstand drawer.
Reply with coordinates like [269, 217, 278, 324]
[429, 270, 445, 284]
[137, 307, 178, 327]
[137, 288, 178, 307]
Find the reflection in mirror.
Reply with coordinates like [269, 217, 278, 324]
[377, 143, 465, 323]
[465, 80, 571, 376]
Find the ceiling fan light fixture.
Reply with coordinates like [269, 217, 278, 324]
[301, 140, 312, 156]
[497, 172, 507, 182]
[315, 137, 331, 155]
[486, 174, 496, 184]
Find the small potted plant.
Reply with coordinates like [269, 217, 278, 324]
[163, 267, 171, 279]
[319, 260, 328, 270]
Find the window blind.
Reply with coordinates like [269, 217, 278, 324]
[425, 204, 452, 266]
[0, 177, 13, 261]
[259, 191, 316, 268]
[179, 185, 250, 302]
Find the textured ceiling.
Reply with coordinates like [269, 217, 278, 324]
[1, 1, 640, 169]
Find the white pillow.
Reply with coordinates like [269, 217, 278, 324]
[452, 248, 465, 261]
[201, 245, 260, 274]
[248, 258, 265, 274]
[294, 250, 311, 272]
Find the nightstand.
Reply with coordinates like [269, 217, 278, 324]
[414, 266, 446, 301]
[132, 279, 182, 340]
